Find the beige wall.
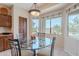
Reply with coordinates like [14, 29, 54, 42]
[0, 27, 11, 33]
[12, 5, 29, 41]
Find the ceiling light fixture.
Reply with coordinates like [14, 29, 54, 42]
[28, 3, 40, 16]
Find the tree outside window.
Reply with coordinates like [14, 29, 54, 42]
[45, 17, 62, 35]
[68, 13, 79, 37]
[32, 19, 39, 34]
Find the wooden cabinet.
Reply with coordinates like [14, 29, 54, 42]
[3, 37, 10, 50]
[0, 7, 9, 15]
[0, 34, 13, 52]
[0, 6, 11, 15]
[0, 14, 12, 27]
[0, 38, 3, 51]
[0, 5, 12, 27]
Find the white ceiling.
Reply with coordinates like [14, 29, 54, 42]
[0, 3, 70, 14]
[11, 3, 58, 10]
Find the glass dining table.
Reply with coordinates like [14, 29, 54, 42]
[21, 37, 53, 56]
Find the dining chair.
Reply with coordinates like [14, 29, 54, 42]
[9, 39, 21, 56]
[50, 37, 56, 56]
[9, 39, 33, 56]
[37, 37, 56, 56]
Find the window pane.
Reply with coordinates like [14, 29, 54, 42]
[68, 10, 79, 37]
[45, 19, 51, 34]
[32, 19, 39, 34]
[51, 17, 61, 35]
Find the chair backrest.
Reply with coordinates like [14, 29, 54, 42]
[50, 37, 56, 56]
[9, 39, 21, 56]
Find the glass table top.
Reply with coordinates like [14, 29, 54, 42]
[21, 37, 52, 50]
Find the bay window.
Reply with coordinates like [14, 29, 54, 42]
[51, 17, 62, 35]
[45, 18, 51, 34]
[45, 17, 62, 35]
[68, 10, 79, 37]
[32, 18, 39, 34]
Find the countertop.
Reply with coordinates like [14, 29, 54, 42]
[0, 33, 13, 36]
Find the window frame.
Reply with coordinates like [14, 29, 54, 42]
[45, 16, 62, 35]
[67, 10, 79, 38]
[32, 18, 40, 34]
[45, 18, 51, 34]
[51, 17, 62, 35]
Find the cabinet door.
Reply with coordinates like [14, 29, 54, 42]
[7, 15, 12, 27]
[0, 14, 12, 27]
[2, 15, 11, 27]
[3, 37, 10, 50]
[0, 7, 8, 15]
[0, 15, 4, 26]
[0, 38, 3, 51]
[6, 38, 10, 49]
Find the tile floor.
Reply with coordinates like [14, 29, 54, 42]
[0, 48, 70, 56]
